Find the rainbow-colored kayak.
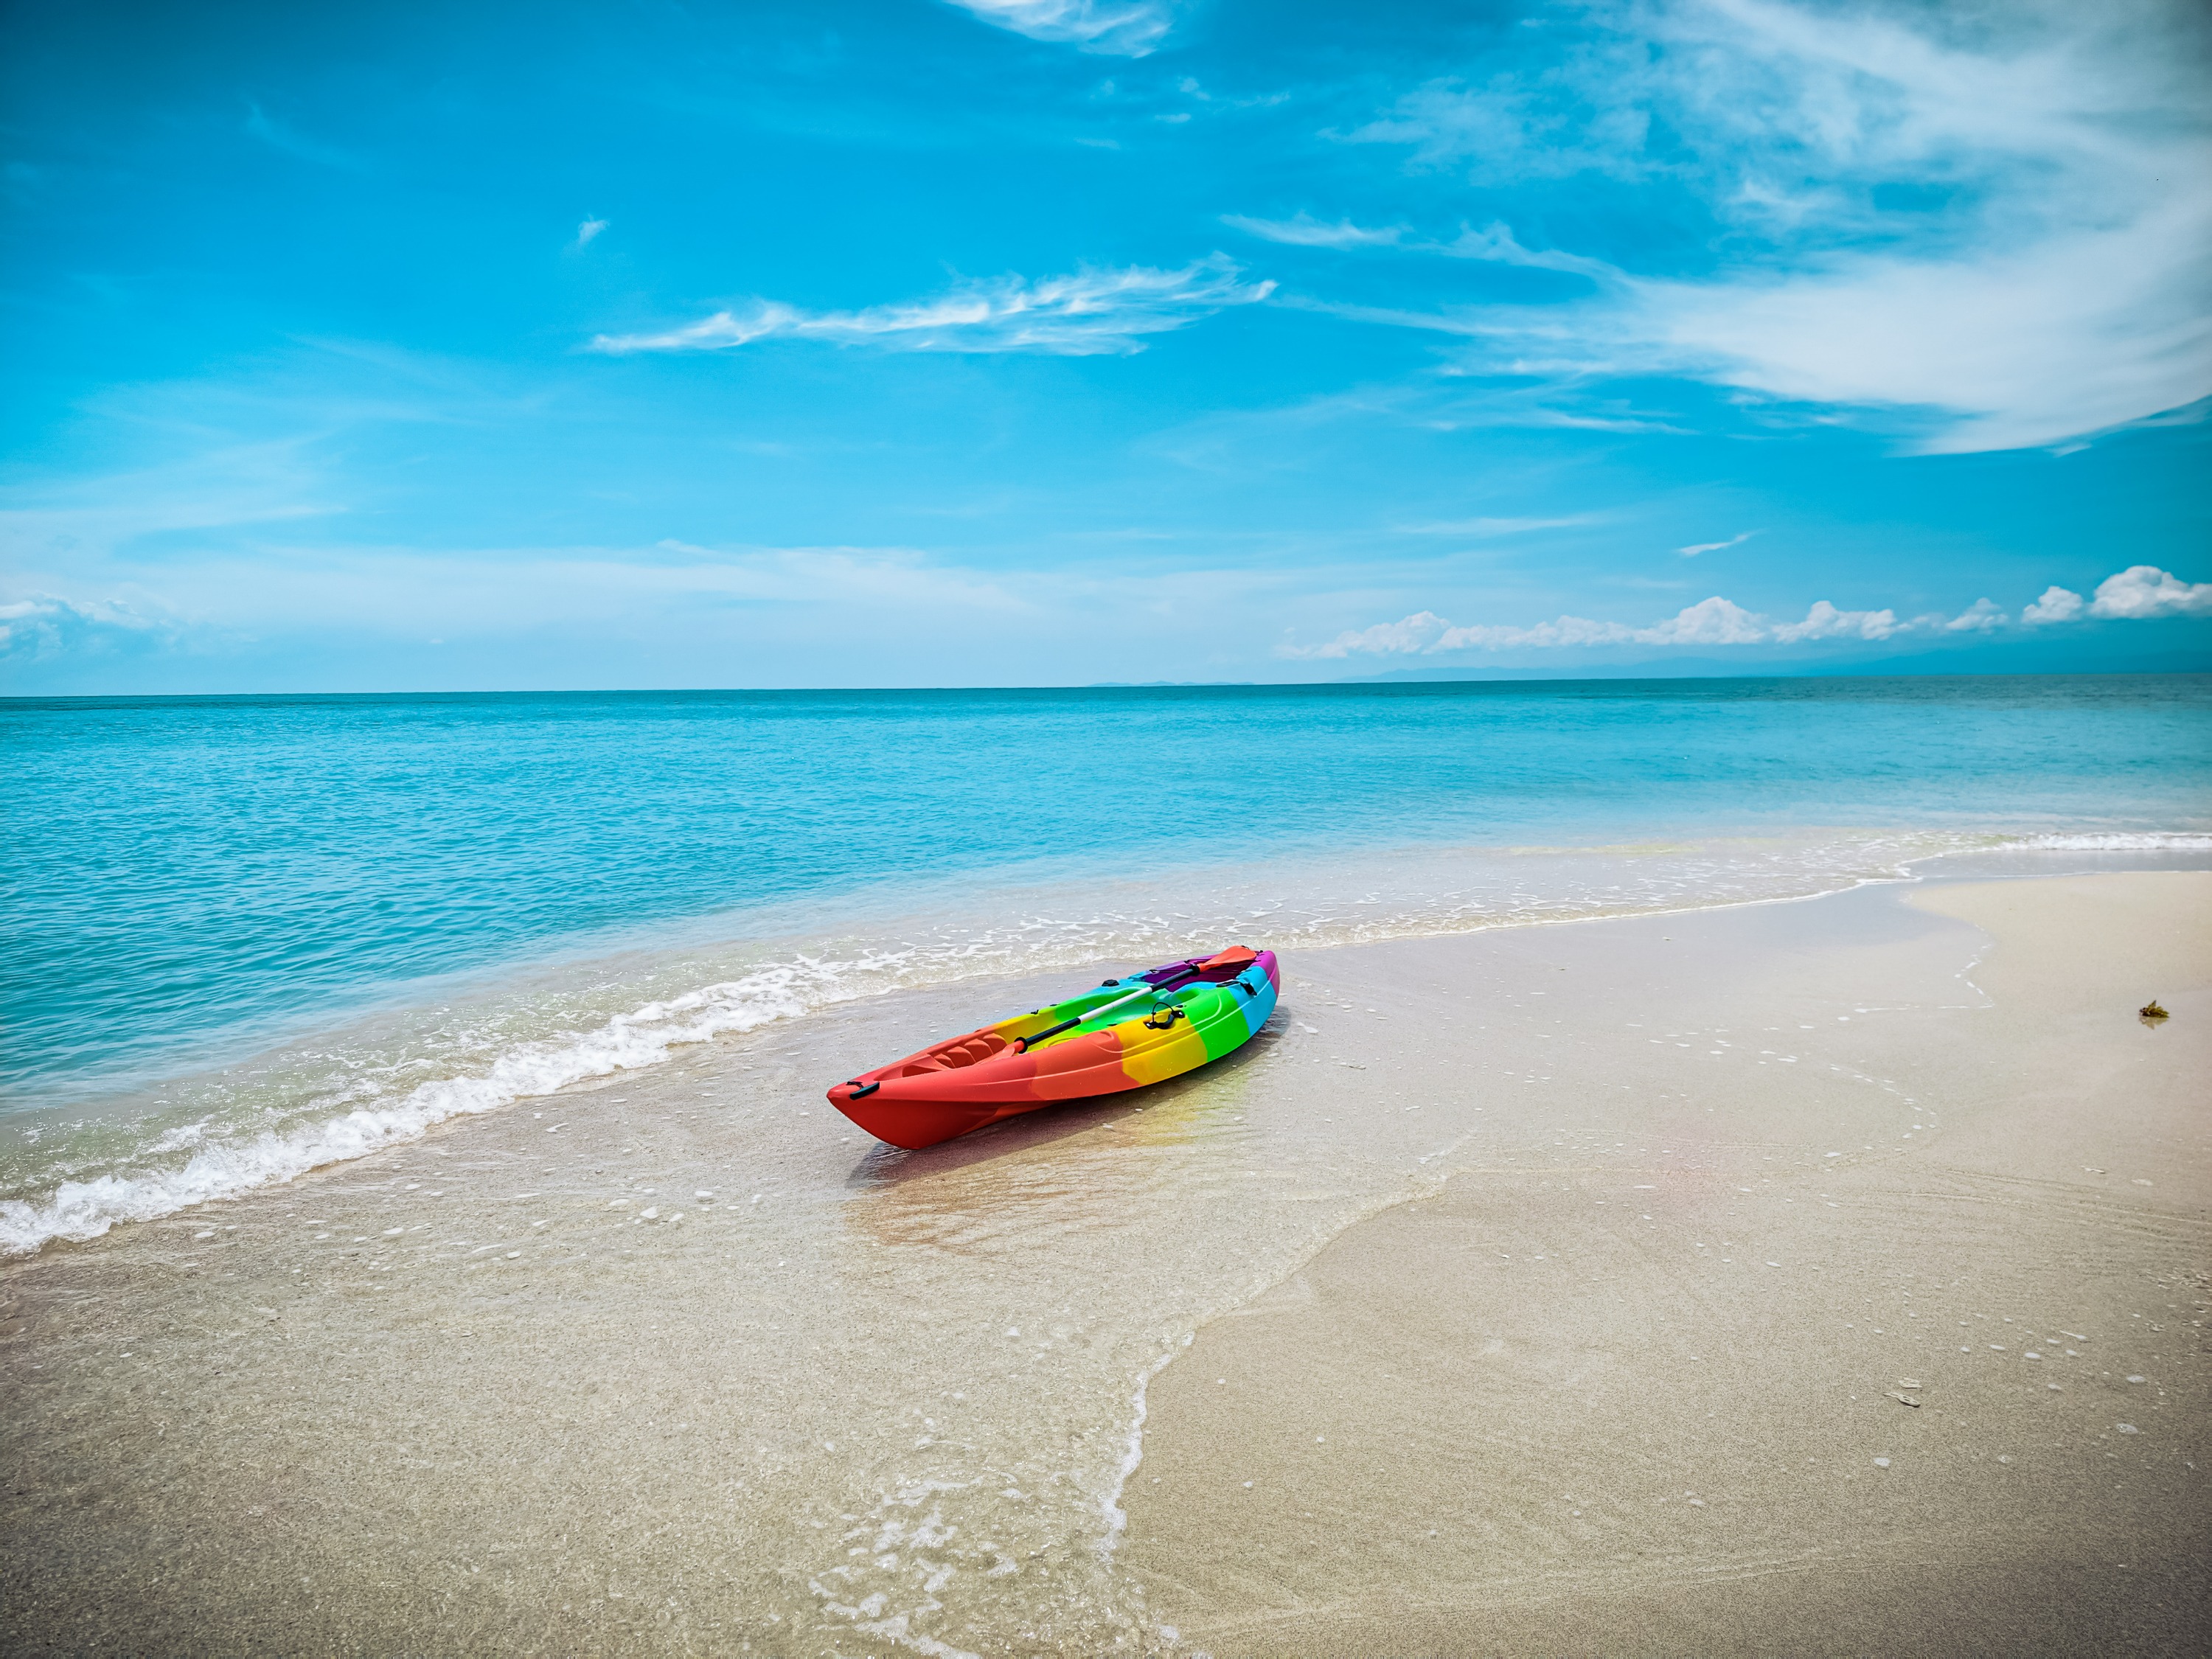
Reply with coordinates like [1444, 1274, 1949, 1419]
[827, 946, 1280, 1150]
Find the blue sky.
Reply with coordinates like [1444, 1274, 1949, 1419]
[3, 0, 2208, 692]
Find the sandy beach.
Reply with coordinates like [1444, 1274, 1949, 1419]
[3, 869, 2205, 1655]
[1121, 873, 2210, 1655]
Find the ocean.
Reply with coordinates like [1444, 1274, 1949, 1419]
[5, 674, 2209, 1255]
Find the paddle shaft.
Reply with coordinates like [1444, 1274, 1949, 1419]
[1015, 964, 1203, 1051]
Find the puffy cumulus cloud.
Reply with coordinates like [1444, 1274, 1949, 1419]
[1343, 0, 2212, 453]
[2087, 563, 2212, 619]
[590, 257, 1271, 358]
[1941, 597, 2008, 632]
[1287, 595, 1770, 658]
[2022, 584, 2086, 625]
[1604, 595, 1766, 646]
[1770, 599, 1900, 642]
[939, 0, 1178, 56]
[2020, 566, 2212, 623]
[1297, 610, 1453, 657]
[1284, 591, 2059, 659]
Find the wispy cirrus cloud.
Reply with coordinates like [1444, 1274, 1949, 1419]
[1225, 212, 1614, 278]
[1339, 0, 2212, 453]
[1678, 529, 1758, 556]
[1221, 212, 1408, 249]
[589, 257, 1271, 358]
[243, 102, 363, 171]
[0, 439, 341, 560]
[1392, 515, 1600, 537]
[941, 0, 1178, 56]
[573, 218, 608, 248]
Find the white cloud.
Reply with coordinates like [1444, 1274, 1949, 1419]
[1286, 594, 1774, 657]
[1770, 599, 1899, 641]
[1280, 582, 2124, 658]
[589, 257, 1272, 358]
[1347, 74, 1649, 181]
[1616, 190, 2212, 453]
[574, 218, 608, 248]
[1223, 212, 1610, 276]
[243, 102, 364, 171]
[1296, 610, 1453, 658]
[1393, 515, 1599, 536]
[1436, 221, 1618, 279]
[1941, 597, 2007, 631]
[1678, 529, 1758, 557]
[942, 0, 1177, 56]
[2087, 563, 2212, 618]
[1343, 0, 2212, 453]
[0, 594, 180, 660]
[0, 439, 340, 560]
[0, 537, 1313, 692]
[2018, 566, 2212, 623]
[2021, 584, 2085, 625]
[1221, 212, 1406, 248]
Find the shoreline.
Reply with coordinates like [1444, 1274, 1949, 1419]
[2, 871, 2205, 1653]
[7, 838, 2208, 1259]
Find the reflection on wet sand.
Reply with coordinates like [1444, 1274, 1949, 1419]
[841, 1043, 1273, 1253]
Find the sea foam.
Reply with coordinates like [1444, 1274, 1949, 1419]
[0, 954, 879, 1256]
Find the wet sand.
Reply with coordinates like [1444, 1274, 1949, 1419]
[1121, 873, 2210, 1656]
[2, 872, 2205, 1655]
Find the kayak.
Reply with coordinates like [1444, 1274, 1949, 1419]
[827, 945, 1280, 1150]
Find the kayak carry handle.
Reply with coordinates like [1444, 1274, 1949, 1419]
[845, 1080, 880, 1099]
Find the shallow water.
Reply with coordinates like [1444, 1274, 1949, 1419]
[4, 675, 2209, 1252]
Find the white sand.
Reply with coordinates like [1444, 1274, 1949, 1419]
[1121, 874, 2209, 1655]
[1, 872, 2203, 1655]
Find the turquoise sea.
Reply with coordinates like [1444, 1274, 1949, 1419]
[5, 674, 2209, 1253]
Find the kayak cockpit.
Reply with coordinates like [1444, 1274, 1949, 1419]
[896, 1032, 1015, 1075]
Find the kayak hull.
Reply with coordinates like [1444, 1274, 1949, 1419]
[827, 947, 1279, 1150]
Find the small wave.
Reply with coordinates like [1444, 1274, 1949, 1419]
[1984, 832, 2212, 852]
[0, 953, 896, 1256]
